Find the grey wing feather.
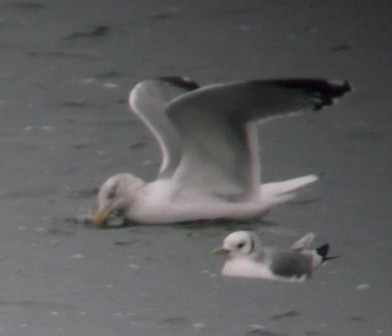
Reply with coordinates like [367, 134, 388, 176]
[129, 77, 199, 178]
[291, 233, 315, 250]
[164, 79, 350, 200]
[269, 249, 313, 278]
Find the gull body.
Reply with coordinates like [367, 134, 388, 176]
[93, 77, 350, 226]
[214, 231, 332, 281]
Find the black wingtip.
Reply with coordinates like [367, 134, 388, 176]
[158, 76, 200, 91]
[315, 244, 339, 262]
[268, 78, 351, 110]
[316, 243, 330, 260]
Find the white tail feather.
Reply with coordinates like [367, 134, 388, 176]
[260, 174, 318, 208]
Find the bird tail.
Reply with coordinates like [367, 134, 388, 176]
[260, 174, 318, 208]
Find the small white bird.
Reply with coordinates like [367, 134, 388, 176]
[213, 231, 335, 281]
[92, 77, 350, 227]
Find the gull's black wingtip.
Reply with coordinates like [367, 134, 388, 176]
[312, 79, 351, 110]
[158, 76, 200, 91]
[316, 243, 339, 262]
[316, 243, 330, 260]
[266, 78, 351, 110]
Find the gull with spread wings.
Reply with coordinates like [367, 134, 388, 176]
[92, 77, 350, 227]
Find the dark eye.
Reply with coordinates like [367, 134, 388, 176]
[237, 241, 245, 249]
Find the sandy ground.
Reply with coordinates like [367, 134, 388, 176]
[0, 1, 391, 335]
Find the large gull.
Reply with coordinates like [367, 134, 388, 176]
[213, 231, 336, 281]
[92, 77, 350, 227]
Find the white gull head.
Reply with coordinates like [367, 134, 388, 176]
[214, 231, 263, 260]
[93, 174, 146, 228]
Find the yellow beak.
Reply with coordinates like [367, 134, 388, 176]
[212, 247, 230, 255]
[91, 207, 111, 228]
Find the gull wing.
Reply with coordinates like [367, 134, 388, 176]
[163, 79, 350, 201]
[269, 249, 313, 278]
[129, 77, 199, 178]
[291, 232, 315, 250]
